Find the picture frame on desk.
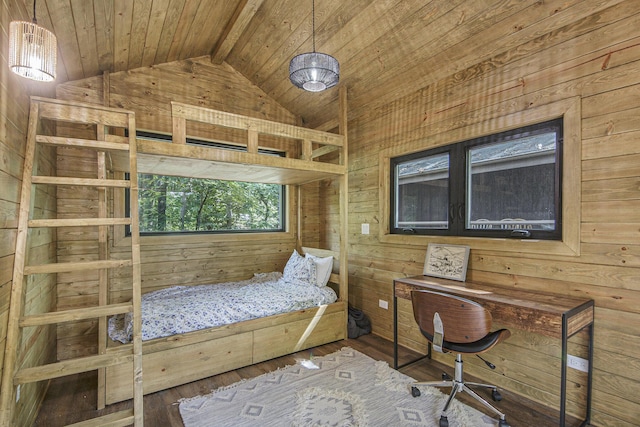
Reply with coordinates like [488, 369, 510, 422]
[423, 243, 470, 282]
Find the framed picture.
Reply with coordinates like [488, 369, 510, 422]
[423, 243, 470, 282]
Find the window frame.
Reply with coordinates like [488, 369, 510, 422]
[113, 132, 296, 248]
[377, 97, 581, 257]
[390, 118, 563, 240]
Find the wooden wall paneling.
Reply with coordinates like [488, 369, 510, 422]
[93, 2, 114, 73]
[299, 183, 321, 250]
[226, 0, 302, 88]
[46, 0, 81, 81]
[70, 0, 100, 78]
[0, 139, 24, 186]
[152, 0, 190, 65]
[350, 12, 640, 156]
[107, 57, 297, 136]
[342, 0, 531, 104]
[345, 4, 640, 426]
[183, 3, 236, 61]
[138, 0, 171, 67]
[345, 0, 631, 126]
[113, 0, 135, 71]
[162, 0, 200, 64]
[126, 0, 153, 70]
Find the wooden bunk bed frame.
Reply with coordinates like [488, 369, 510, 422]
[103, 92, 349, 404]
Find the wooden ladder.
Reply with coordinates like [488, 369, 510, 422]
[0, 97, 143, 426]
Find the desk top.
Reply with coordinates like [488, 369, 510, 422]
[394, 276, 594, 339]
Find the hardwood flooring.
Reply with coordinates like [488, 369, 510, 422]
[33, 334, 584, 426]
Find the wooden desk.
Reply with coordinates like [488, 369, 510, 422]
[393, 275, 594, 427]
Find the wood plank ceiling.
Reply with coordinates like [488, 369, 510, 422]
[21, 0, 620, 129]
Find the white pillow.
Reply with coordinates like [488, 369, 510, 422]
[305, 253, 333, 287]
[283, 249, 317, 285]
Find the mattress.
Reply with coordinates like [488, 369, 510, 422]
[108, 271, 338, 343]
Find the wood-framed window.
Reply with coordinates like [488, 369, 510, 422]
[391, 118, 563, 240]
[113, 132, 297, 248]
[378, 97, 581, 256]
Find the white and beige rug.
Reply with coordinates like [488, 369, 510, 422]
[178, 347, 497, 427]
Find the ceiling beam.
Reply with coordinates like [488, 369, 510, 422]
[210, 0, 265, 64]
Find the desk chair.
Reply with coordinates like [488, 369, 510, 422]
[410, 290, 511, 427]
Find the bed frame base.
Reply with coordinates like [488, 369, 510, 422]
[105, 301, 347, 404]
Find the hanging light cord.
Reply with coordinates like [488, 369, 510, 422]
[32, 0, 38, 24]
[311, 0, 316, 52]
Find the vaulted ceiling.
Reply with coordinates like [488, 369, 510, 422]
[19, 0, 619, 128]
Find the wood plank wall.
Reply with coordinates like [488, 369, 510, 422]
[22, 2, 639, 426]
[54, 57, 322, 360]
[346, 2, 640, 426]
[0, 2, 58, 426]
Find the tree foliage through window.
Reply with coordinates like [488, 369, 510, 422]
[138, 174, 284, 233]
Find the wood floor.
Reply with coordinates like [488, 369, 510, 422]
[33, 334, 583, 426]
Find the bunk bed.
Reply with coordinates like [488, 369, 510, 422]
[102, 98, 349, 404]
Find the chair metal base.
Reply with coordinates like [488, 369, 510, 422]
[411, 354, 510, 427]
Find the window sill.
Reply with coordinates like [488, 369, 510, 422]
[378, 232, 579, 257]
[113, 230, 295, 248]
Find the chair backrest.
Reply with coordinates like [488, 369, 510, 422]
[411, 290, 492, 344]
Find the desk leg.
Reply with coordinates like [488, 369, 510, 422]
[585, 322, 594, 426]
[393, 290, 431, 370]
[563, 306, 594, 427]
[394, 294, 399, 369]
[561, 314, 568, 427]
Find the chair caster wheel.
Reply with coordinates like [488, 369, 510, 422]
[441, 372, 451, 381]
[498, 419, 510, 427]
[411, 386, 421, 397]
[439, 415, 449, 427]
[492, 388, 502, 401]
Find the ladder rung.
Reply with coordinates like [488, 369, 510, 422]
[31, 176, 131, 188]
[65, 409, 134, 427]
[28, 218, 132, 228]
[19, 303, 133, 327]
[14, 349, 134, 384]
[35, 135, 131, 152]
[25, 259, 133, 275]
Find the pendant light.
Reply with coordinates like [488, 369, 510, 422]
[289, 0, 339, 92]
[9, 0, 57, 82]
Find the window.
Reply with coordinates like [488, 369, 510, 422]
[129, 132, 285, 234]
[391, 118, 563, 240]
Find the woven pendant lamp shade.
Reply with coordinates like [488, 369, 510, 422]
[9, 18, 57, 82]
[289, 52, 339, 92]
[289, 0, 339, 92]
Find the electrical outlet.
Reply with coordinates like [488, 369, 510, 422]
[379, 299, 388, 310]
[567, 355, 589, 373]
[361, 223, 370, 235]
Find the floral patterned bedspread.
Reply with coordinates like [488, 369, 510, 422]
[108, 272, 337, 343]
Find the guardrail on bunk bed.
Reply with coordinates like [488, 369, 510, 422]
[171, 102, 345, 161]
[123, 102, 348, 186]
[160, 102, 347, 180]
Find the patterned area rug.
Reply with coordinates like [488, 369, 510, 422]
[178, 347, 497, 426]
